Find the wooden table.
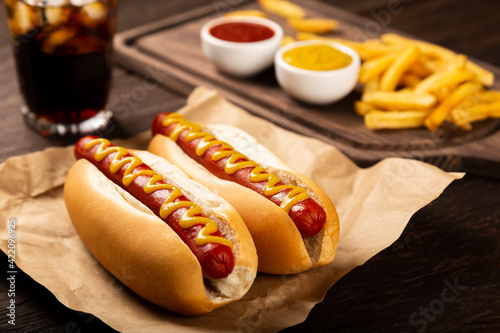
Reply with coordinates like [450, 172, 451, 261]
[1, 0, 499, 332]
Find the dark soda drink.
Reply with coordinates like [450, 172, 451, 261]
[5, 0, 117, 134]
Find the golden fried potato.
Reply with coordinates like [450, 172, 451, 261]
[365, 110, 431, 129]
[292, 31, 498, 131]
[381, 33, 455, 60]
[466, 61, 494, 86]
[450, 101, 500, 127]
[379, 46, 419, 91]
[281, 35, 295, 46]
[362, 91, 436, 111]
[359, 53, 395, 83]
[288, 17, 338, 34]
[425, 81, 482, 130]
[414, 70, 473, 94]
[399, 73, 421, 88]
[259, 0, 306, 19]
[355, 101, 375, 116]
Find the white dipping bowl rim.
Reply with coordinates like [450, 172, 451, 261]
[274, 40, 361, 104]
[275, 39, 360, 77]
[200, 15, 284, 49]
[200, 16, 284, 77]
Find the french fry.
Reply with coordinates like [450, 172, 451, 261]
[423, 55, 468, 73]
[422, 56, 470, 74]
[397, 87, 414, 93]
[381, 33, 455, 60]
[407, 59, 434, 78]
[356, 49, 388, 61]
[450, 101, 500, 127]
[477, 90, 500, 103]
[281, 35, 295, 46]
[459, 123, 474, 131]
[362, 91, 436, 111]
[358, 39, 402, 60]
[363, 38, 403, 51]
[349, 45, 386, 60]
[359, 53, 395, 83]
[288, 17, 338, 34]
[452, 54, 468, 70]
[399, 73, 421, 88]
[363, 77, 380, 95]
[365, 110, 431, 129]
[466, 61, 495, 87]
[224, 10, 268, 18]
[382, 33, 493, 85]
[329, 33, 497, 130]
[360, 39, 390, 52]
[420, 59, 451, 74]
[414, 69, 473, 94]
[258, 0, 306, 19]
[433, 85, 458, 103]
[379, 46, 419, 91]
[454, 89, 500, 129]
[355, 101, 375, 116]
[424, 81, 482, 130]
[454, 94, 481, 110]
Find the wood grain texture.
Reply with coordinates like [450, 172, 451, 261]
[284, 174, 500, 333]
[1, 0, 500, 162]
[0, 1, 499, 332]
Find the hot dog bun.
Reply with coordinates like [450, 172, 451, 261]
[64, 150, 258, 315]
[148, 122, 340, 274]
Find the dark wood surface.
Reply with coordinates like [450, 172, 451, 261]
[1, 0, 499, 332]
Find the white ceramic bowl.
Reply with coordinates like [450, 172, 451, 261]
[274, 40, 361, 105]
[200, 16, 284, 77]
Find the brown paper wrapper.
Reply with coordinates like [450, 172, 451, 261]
[0, 87, 463, 332]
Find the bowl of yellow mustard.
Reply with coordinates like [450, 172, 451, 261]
[274, 40, 360, 104]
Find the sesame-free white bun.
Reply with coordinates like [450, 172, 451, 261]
[64, 151, 258, 315]
[148, 124, 340, 274]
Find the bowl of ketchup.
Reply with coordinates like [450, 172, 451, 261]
[201, 16, 283, 77]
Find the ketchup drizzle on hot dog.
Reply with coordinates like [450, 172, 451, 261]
[74, 136, 235, 279]
[152, 112, 326, 237]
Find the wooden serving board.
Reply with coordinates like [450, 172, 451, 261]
[114, 0, 500, 178]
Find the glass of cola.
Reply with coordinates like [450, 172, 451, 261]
[5, 0, 118, 136]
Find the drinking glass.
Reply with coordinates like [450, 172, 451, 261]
[5, 0, 117, 136]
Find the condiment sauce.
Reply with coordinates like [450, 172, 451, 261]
[162, 113, 310, 214]
[83, 138, 234, 250]
[283, 44, 352, 71]
[209, 22, 274, 42]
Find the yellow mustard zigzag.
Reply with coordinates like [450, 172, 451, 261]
[162, 114, 309, 213]
[84, 138, 233, 249]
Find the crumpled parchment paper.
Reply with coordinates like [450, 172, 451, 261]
[0, 86, 463, 332]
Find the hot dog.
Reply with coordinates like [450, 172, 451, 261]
[149, 112, 340, 274]
[64, 136, 257, 315]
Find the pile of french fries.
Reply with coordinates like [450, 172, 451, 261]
[298, 32, 500, 131]
[342, 34, 499, 130]
[225, 1, 500, 131]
